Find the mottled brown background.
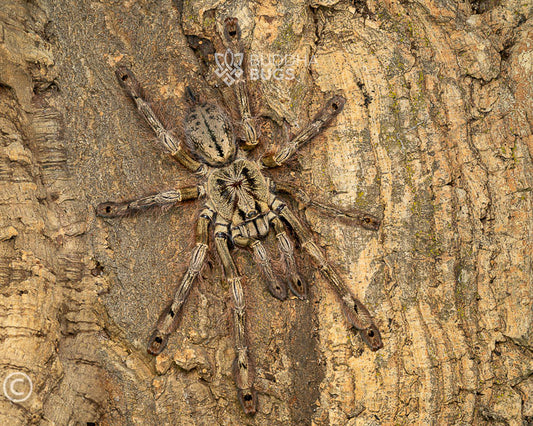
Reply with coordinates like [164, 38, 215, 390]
[0, 0, 531, 424]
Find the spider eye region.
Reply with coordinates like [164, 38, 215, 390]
[185, 103, 236, 167]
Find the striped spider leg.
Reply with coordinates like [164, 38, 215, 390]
[96, 187, 208, 357]
[147, 211, 211, 355]
[272, 180, 381, 231]
[114, 66, 204, 174]
[274, 201, 383, 351]
[222, 17, 258, 150]
[262, 95, 347, 168]
[215, 232, 257, 415]
[96, 186, 202, 217]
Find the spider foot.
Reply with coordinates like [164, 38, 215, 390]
[341, 299, 383, 351]
[223, 17, 241, 42]
[267, 277, 287, 301]
[96, 201, 131, 217]
[232, 348, 257, 415]
[147, 330, 169, 355]
[358, 325, 383, 351]
[115, 66, 142, 98]
[288, 273, 307, 300]
[237, 388, 257, 416]
[352, 213, 381, 231]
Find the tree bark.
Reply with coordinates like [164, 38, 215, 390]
[1, 0, 532, 424]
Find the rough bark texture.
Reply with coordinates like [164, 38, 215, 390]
[1, 0, 532, 424]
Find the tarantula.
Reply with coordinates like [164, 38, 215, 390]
[96, 17, 383, 415]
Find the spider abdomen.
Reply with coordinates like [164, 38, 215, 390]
[184, 103, 236, 167]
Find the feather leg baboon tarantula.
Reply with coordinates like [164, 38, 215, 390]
[96, 17, 383, 415]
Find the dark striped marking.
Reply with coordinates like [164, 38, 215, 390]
[184, 103, 236, 167]
[207, 160, 270, 221]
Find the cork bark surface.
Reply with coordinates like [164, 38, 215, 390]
[1, 0, 532, 424]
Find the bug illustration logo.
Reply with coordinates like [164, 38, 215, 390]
[3, 372, 33, 403]
[215, 49, 244, 86]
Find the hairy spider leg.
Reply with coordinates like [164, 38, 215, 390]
[273, 181, 381, 231]
[215, 233, 257, 415]
[250, 239, 288, 300]
[276, 204, 383, 351]
[270, 214, 307, 299]
[147, 212, 211, 355]
[233, 224, 289, 301]
[222, 17, 258, 150]
[262, 95, 346, 168]
[96, 186, 201, 218]
[114, 66, 203, 173]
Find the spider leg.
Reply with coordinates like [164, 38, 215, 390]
[147, 211, 211, 355]
[271, 216, 307, 299]
[276, 204, 383, 351]
[262, 95, 346, 168]
[222, 18, 258, 150]
[234, 235, 287, 300]
[114, 66, 203, 173]
[273, 181, 381, 231]
[215, 233, 257, 415]
[96, 185, 202, 218]
[248, 238, 288, 301]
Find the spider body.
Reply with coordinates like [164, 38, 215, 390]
[185, 102, 237, 167]
[96, 17, 383, 416]
[208, 159, 271, 237]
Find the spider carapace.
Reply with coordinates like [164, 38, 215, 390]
[96, 17, 383, 416]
